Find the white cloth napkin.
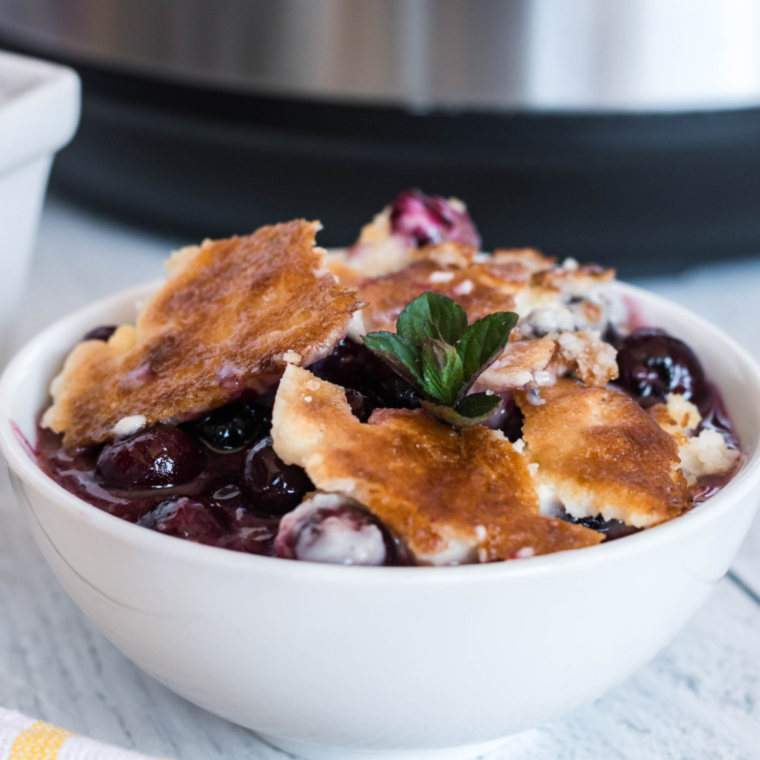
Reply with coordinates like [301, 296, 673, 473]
[0, 709, 171, 760]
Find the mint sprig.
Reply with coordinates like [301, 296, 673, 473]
[363, 292, 518, 428]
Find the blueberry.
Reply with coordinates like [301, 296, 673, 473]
[96, 425, 204, 489]
[492, 396, 524, 443]
[370, 355, 421, 410]
[344, 388, 381, 422]
[82, 325, 117, 342]
[138, 497, 228, 543]
[698, 389, 740, 449]
[615, 329, 709, 409]
[310, 339, 369, 389]
[188, 402, 269, 452]
[601, 322, 620, 345]
[312, 339, 420, 411]
[274, 496, 399, 565]
[563, 513, 640, 542]
[389, 189, 481, 248]
[241, 437, 314, 517]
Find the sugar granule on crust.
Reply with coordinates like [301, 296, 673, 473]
[516, 379, 691, 528]
[271, 365, 600, 564]
[43, 220, 365, 448]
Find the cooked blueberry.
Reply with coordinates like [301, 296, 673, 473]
[697, 387, 740, 448]
[245, 385, 278, 412]
[389, 189, 481, 248]
[563, 513, 640, 542]
[351, 341, 420, 408]
[212, 484, 242, 501]
[492, 396, 524, 443]
[311, 339, 369, 388]
[96, 425, 204, 488]
[188, 402, 269, 452]
[615, 329, 709, 409]
[275, 495, 398, 565]
[601, 322, 620, 345]
[82, 325, 117, 342]
[690, 474, 729, 504]
[241, 437, 314, 516]
[138, 497, 228, 543]
[312, 339, 420, 410]
[371, 359, 421, 409]
[344, 388, 381, 422]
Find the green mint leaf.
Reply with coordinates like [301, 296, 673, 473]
[455, 392, 501, 421]
[421, 338, 464, 406]
[422, 319, 443, 341]
[397, 292, 468, 346]
[363, 292, 518, 429]
[455, 311, 518, 392]
[420, 394, 500, 429]
[363, 332, 423, 389]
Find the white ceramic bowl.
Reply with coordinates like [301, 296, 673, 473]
[1, 281, 759, 760]
[0, 51, 80, 359]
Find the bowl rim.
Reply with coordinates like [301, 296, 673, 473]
[2, 279, 760, 587]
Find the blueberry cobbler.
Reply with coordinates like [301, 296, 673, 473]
[36, 190, 742, 566]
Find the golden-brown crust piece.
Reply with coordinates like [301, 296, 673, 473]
[414, 242, 478, 269]
[554, 329, 619, 387]
[492, 247, 556, 273]
[516, 380, 690, 528]
[530, 263, 615, 296]
[476, 330, 618, 393]
[44, 221, 364, 448]
[477, 338, 557, 391]
[357, 259, 523, 334]
[272, 365, 600, 564]
[337, 241, 615, 342]
[323, 252, 366, 289]
[326, 242, 477, 288]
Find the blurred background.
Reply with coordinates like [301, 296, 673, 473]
[3, 0, 760, 275]
[2, 4, 760, 760]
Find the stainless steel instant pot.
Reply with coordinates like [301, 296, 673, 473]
[2, 0, 760, 273]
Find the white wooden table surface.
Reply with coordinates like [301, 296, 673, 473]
[2, 197, 759, 760]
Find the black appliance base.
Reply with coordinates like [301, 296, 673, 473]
[9, 40, 760, 276]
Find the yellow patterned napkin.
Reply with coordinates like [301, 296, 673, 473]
[0, 709, 172, 760]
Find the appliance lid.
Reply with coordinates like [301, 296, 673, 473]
[2, 0, 760, 113]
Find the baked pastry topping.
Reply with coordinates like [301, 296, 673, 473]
[43, 221, 363, 448]
[352, 258, 522, 336]
[35, 190, 743, 566]
[272, 365, 601, 564]
[476, 329, 618, 391]
[649, 394, 741, 488]
[516, 379, 690, 529]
